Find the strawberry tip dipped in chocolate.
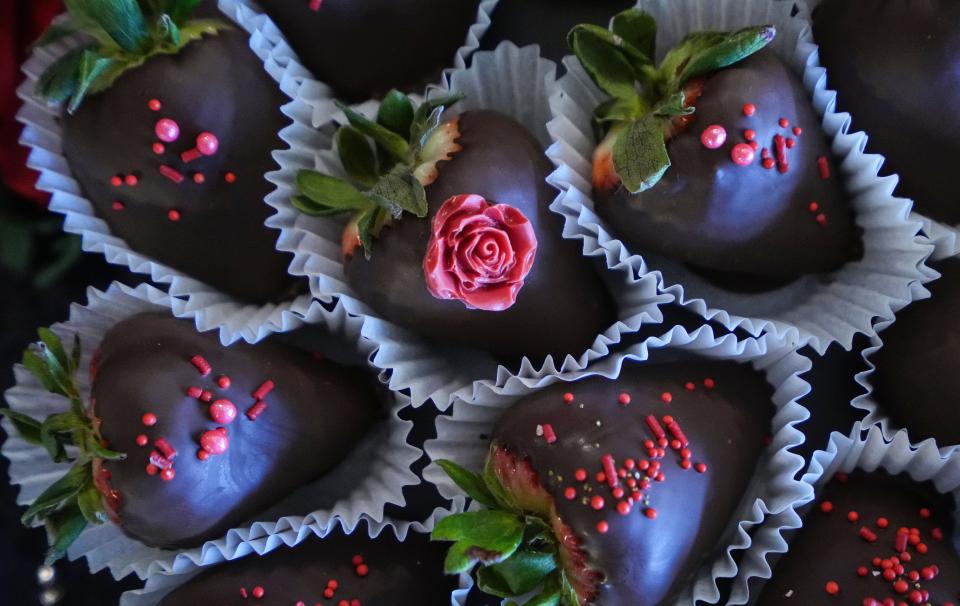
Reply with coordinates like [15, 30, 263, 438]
[813, 0, 960, 225]
[35, 0, 303, 303]
[571, 9, 860, 286]
[258, 0, 481, 103]
[157, 521, 459, 606]
[2, 314, 381, 559]
[431, 360, 774, 605]
[294, 91, 615, 361]
[755, 471, 960, 606]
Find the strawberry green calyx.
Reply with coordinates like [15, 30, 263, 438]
[294, 90, 464, 257]
[431, 450, 586, 606]
[568, 8, 775, 194]
[0, 328, 125, 564]
[35, 0, 229, 113]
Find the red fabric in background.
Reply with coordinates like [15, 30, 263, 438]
[0, 0, 63, 205]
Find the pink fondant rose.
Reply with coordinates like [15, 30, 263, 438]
[423, 194, 538, 311]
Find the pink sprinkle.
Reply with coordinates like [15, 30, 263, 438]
[309, 0, 322, 10]
[730, 143, 755, 166]
[124, 174, 139, 186]
[542, 423, 557, 444]
[240, 588, 248, 599]
[601, 454, 618, 488]
[252, 380, 275, 401]
[149, 450, 172, 470]
[209, 399, 238, 424]
[154, 118, 180, 143]
[112, 201, 124, 211]
[699, 124, 727, 149]
[190, 355, 212, 376]
[818, 156, 831, 180]
[159, 164, 184, 184]
[154, 438, 177, 460]
[246, 400, 267, 421]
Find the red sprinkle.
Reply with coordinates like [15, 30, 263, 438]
[820, 500, 834, 513]
[352, 555, 364, 566]
[252, 586, 264, 599]
[596, 520, 609, 533]
[154, 118, 180, 143]
[919, 507, 931, 519]
[160, 468, 175, 481]
[187, 386, 203, 398]
[135, 434, 148, 447]
[809, 201, 820, 213]
[762, 157, 776, 169]
[785, 138, 796, 149]
[197, 449, 209, 461]
[542, 423, 557, 444]
[355, 564, 368, 577]
[644, 507, 657, 519]
[575, 468, 587, 482]
[645, 415, 666, 439]
[816, 213, 827, 226]
[694, 462, 707, 473]
[684, 382, 695, 391]
[616, 501, 631, 516]
[112, 201, 124, 211]
[876, 517, 889, 529]
[110, 175, 123, 187]
[817, 155, 831, 179]
[895, 529, 909, 552]
[660, 392, 672, 403]
[210, 399, 237, 424]
[825, 581, 839, 595]
[743, 129, 756, 141]
[200, 429, 229, 455]
[562, 392, 574, 404]
[564, 487, 576, 500]
[124, 174, 138, 186]
[618, 392, 631, 406]
[792, 126, 802, 136]
[742, 103, 756, 117]
[253, 380, 275, 400]
[700, 124, 727, 149]
[847, 510, 859, 523]
[601, 454, 618, 487]
[159, 164, 184, 184]
[779, 117, 790, 128]
[730, 143, 755, 166]
[200, 389, 213, 403]
[590, 495, 605, 510]
[146, 464, 159, 476]
[246, 400, 267, 421]
[309, 0, 322, 10]
[142, 413, 157, 427]
[224, 172, 237, 183]
[152, 142, 165, 155]
[192, 173, 205, 184]
[190, 355, 212, 376]
[154, 438, 177, 460]
[931, 527, 944, 541]
[703, 378, 714, 389]
[167, 209, 181, 222]
[859, 527, 877, 543]
[148, 99, 161, 111]
[664, 418, 689, 447]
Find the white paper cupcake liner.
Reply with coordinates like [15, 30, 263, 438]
[545, 0, 933, 354]
[264, 40, 673, 410]
[795, 0, 960, 265]
[746, 423, 960, 604]
[117, 510, 473, 606]
[0, 282, 422, 580]
[424, 326, 813, 605]
[15, 5, 333, 345]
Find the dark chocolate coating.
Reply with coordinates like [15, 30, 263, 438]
[158, 521, 456, 605]
[813, 0, 960, 225]
[344, 110, 616, 361]
[598, 49, 860, 279]
[479, 0, 635, 63]
[94, 313, 380, 549]
[493, 360, 773, 606]
[62, 30, 303, 303]
[871, 257, 960, 447]
[259, 0, 479, 102]
[757, 471, 960, 605]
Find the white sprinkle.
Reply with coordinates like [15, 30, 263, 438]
[535, 424, 544, 437]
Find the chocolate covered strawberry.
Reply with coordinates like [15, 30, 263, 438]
[33, 0, 301, 302]
[259, 0, 481, 102]
[3, 314, 380, 560]
[294, 92, 615, 360]
[756, 471, 960, 606]
[158, 521, 458, 605]
[431, 361, 773, 605]
[569, 9, 859, 282]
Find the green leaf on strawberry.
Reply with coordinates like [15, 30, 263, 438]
[294, 91, 464, 256]
[36, 0, 229, 111]
[567, 8, 775, 194]
[1, 329, 126, 563]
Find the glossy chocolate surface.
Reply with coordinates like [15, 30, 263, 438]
[158, 522, 457, 605]
[62, 30, 302, 303]
[598, 49, 860, 279]
[813, 0, 960, 224]
[757, 471, 960, 605]
[94, 313, 380, 548]
[260, 0, 479, 102]
[871, 257, 960, 447]
[344, 110, 616, 362]
[479, 0, 635, 63]
[493, 359, 773, 605]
